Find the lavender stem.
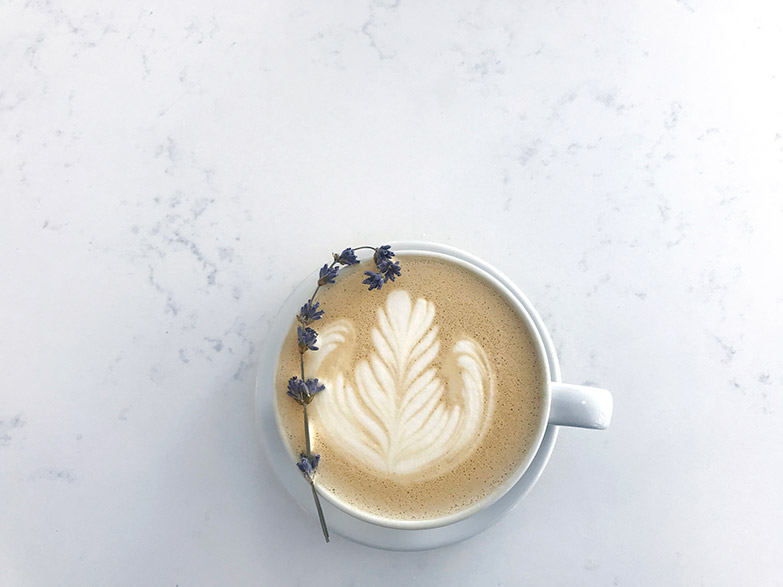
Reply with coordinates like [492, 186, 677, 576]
[311, 482, 329, 543]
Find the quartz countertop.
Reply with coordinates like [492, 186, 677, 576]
[1, 1, 781, 585]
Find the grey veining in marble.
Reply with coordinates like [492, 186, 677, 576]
[1, 0, 781, 585]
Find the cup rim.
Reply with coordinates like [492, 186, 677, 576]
[269, 243, 553, 530]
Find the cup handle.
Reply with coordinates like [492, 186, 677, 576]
[549, 384, 613, 429]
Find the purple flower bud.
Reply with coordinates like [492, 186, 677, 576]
[318, 264, 339, 286]
[298, 299, 324, 325]
[286, 376, 325, 405]
[374, 245, 395, 265]
[297, 452, 320, 481]
[297, 326, 318, 352]
[334, 248, 359, 266]
[377, 259, 401, 283]
[362, 271, 384, 291]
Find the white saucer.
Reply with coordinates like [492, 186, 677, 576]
[255, 241, 561, 550]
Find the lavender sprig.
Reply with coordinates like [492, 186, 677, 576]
[285, 244, 402, 543]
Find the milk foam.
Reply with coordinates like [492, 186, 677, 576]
[307, 290, 495, 479]
[275, 255, 545, 521]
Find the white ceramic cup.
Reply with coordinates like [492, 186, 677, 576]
[255, 241, 613, 550]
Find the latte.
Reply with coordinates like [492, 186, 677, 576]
[275, 254, 546, 522]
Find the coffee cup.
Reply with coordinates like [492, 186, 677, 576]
[255, 241, 612, 550]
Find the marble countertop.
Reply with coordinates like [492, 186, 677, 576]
[2, 1, 781, 585]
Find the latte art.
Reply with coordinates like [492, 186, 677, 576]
[276, 255, 545, 521]
[307, 290, 496, 479]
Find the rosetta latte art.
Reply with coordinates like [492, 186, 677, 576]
[307, 290, 496, 480]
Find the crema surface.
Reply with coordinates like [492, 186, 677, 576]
[275, 254, 545, 521]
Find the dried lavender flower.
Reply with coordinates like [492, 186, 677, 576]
[377, 259, 402, 283]
[362, 271, 385, 291]
[297, 326, 319, 352]
[297, 452, 320, 481]
[305, 378, 326, 397]
[298, 299, 324, 325]
[374, 244, 395, 264]
[287, 376, 308, 404]
[334, 248, 359, 266]
[318, 264, 339, 286]
[286, 376, 324, 405]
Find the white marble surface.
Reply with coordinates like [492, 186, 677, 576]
[1, 0, 782, 584]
